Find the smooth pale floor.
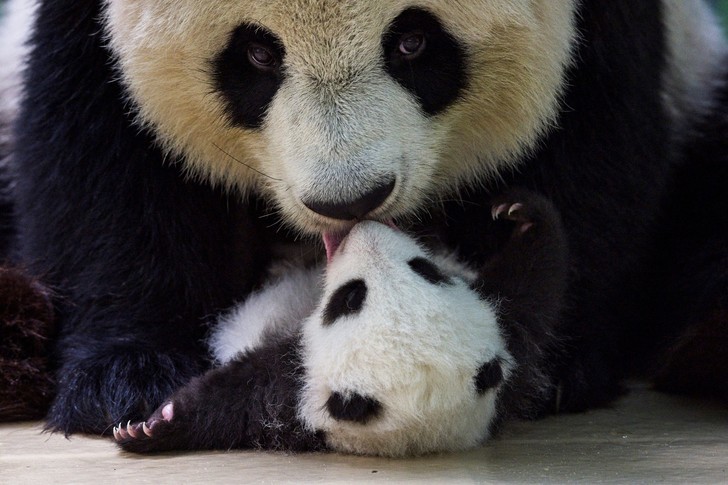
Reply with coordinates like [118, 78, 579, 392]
[1, 383, 726, 484]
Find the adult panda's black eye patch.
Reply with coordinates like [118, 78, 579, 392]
[323, 279, 367, 326]
[382, 8, 468, 116]
[212, 23, 285, 129]
[408, 257, 452, 285]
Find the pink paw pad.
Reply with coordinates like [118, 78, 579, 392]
[162, 402, 174, 421]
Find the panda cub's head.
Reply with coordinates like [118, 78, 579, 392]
[299, 221, 512, 457]
[103, 1, 577, 233]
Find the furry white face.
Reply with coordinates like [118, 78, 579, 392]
[300, 221, 512, 456]
[104, 0, 576, 233]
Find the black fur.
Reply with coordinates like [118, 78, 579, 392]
[407, 257, 452, 285]
[326, 392, 383, 424]
[646, 61, 728, 401]
[0, 168, 14, 259]
[382, 8, 468, 116]
[213, 23, 286, 129]
[0, 111, 15, 258]
[322, 279, 367, 326]
[474, 360, 504, 396]
[12, 0, 274, 434]
[115, 335, 325, 453]
[468, 190, 568, 422]
[0, 267, 55, 421]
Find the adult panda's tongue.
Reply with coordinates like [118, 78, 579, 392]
[323, 220, 398, 262]
[323, 230, 349, 263]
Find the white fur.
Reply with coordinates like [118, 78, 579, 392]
[211, 264, 322, 363]
[299, 222, 512, 456]
[215, 221, 512, 457]
[0, 0, 35, 149]
[662, 0, 728, 136]
[102, 0, 577, 234]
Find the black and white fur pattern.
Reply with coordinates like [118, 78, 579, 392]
[208, 222, 511, 456]
[296, 222, 512, 456]
[1, 0, 727, 451]
[113, 192, 567, 455]
[218, 222, 511, 456]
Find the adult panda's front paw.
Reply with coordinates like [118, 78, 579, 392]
[299, 221, 513, 457]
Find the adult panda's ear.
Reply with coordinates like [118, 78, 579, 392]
[381, 8, 468, 116]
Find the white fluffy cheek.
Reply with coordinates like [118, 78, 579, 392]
[299, 280, 512, 457]
[261, 75, 444, 231]
[103, 1, 270, 192]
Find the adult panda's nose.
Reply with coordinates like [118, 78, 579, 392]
[304, 179, 395, 221]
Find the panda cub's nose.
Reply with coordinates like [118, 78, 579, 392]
[304, 179, 395, 221]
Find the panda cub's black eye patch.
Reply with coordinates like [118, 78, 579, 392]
[323, 279, 367, 326]
[326, 391, 382, 424]
[212, 23, 286, 129]
[408, 257, 451, 285]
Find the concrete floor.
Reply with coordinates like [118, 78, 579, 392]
[1, 383, 727, 484]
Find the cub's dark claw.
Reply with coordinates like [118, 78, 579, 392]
[492, 200, 535, 234]
[491, 202, 525, 220]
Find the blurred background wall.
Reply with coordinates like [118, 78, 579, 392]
[2, 1, 728, 26]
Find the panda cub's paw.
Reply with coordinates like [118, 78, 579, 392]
[113, 400, 184, 453]
[299, 221, 513, 457]
[489, 189, 564, 247]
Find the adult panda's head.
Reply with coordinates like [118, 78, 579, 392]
[103, 1, 577, 234]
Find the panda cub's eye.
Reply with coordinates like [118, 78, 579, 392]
[247, 43, 278, 71]
[398, 32, 426, 59]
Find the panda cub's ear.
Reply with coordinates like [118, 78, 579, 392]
[474, 359, 504, 395]
[407, 257, 452, 285]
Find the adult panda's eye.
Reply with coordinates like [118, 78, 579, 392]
[382, 8, 467, 116]
[247, 43, 278, 70]
[398, 32, 426, 59]
[214, 23, 285, 128]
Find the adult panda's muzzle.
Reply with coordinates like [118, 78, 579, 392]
[302, 178, 396, 221]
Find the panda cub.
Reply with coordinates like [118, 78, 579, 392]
[305, 221, 513, 456]
[114, 191, 567, 456]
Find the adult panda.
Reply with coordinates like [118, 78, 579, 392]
[2, 0, 726, 449]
